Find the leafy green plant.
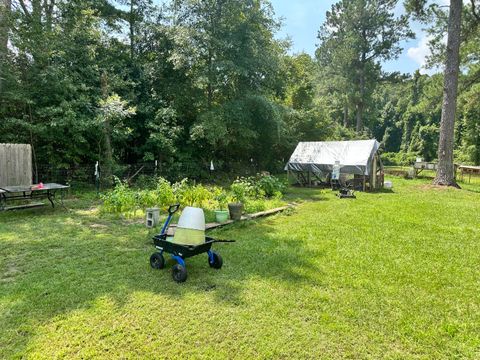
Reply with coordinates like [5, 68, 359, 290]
[135, 175, 158, 190]
[155, 177, 176, 209]
[244, 197, 285, 214]
[244, 198, 267, 213]
[100, 177, 138, 216]
[230, 178, 254, 203]
[255, 174, 287, 197]
[173, 179, 214, 208]
[214, 190, 229, 210]
[100, 174, 286, 217]
[381, 152, 418, 166]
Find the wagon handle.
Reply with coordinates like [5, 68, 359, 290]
[168, 204, 180, 215]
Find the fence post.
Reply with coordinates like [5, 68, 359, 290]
[95, 161, 100, 195]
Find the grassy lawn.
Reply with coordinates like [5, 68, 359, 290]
[1, 177, 480, 359]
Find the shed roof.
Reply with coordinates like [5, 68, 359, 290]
[285, 139, 380, 176]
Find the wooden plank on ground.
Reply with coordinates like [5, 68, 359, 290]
[241, 205, 291, 220]
[165, 205, 292, 235]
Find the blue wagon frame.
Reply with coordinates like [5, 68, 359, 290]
[149, 204, 233, 282]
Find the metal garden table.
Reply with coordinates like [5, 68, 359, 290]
[0, 183, 69, 211]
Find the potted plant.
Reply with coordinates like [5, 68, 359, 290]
[228, 179, 249, 220]
[214, 191, 230, 223]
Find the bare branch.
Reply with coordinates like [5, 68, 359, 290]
[471, 0, 480, 21]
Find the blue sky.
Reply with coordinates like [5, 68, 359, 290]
[270, 0, 441, 75]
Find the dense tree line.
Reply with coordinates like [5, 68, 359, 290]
[0, 0, 479, 181]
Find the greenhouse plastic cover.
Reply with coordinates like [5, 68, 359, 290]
[285, 139, 380, 176]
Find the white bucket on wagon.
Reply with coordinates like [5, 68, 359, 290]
[172, 207, 206, 245]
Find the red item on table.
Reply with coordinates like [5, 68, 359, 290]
[31, 182, 44, 190]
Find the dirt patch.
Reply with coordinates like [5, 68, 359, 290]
[122, 218, 144, 225]
[416, 184, 458, 191]
[1, 263, 22, 283]
[89, 223, 109, 229]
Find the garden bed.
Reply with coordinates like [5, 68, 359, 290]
[100, 174, 289, 222]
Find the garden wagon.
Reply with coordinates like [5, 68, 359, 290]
[149, 204, 233, 282]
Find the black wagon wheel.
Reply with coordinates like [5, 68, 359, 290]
[150, 253, 165, 269]
[172, 264, 187, 283]
[208, 251, 223, 269]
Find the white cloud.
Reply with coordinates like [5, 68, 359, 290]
[407, 35, 431, 73]
[407, 34, 445, 75]
[405, 0, 450, 75]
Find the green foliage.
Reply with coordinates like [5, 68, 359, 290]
[100, 177, 139, 216]
[381, 152, 418, 166]
[101, 176, 176, 216]
[254, 174, 287, 198]
[0, 0, 479, 178]
[459, 83, 480, 165]
[316, 0, 414, 131]
[143, 106, 181, 162]
[214, 189, 229, 211]
[282, 54, 317, 110]
[101, 174, 286, 216]
[244, 197, 284, 214]
[154, 177, 177, 208]
[230, 174, 286, 202]
[230, 178, 254, 204]
[98, 94, 136, 126]
[173, 179, 214, 209]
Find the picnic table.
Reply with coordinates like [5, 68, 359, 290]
[458, 165, 480, 183]
[413, 161, 438, 177]
[0, 183, 69, 211]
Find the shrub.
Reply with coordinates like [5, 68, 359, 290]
[230, 174, 286, 200]
[156, 177, 176, 208]
[100, 175, 287, 216]
[381, 152, 418, 166]
[135, 174, 158, 190]
[244, 197, 285, 214]
[101, 177, 138, 216]
[214, 189, 229, 210]
[230, 178, 254, 203]
[255, 174, 287, 197]
[173, 179, 215, 208]
[244, 198, 267, 213]
[137, 189, 159, 209]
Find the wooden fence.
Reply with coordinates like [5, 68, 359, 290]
[0, 144, 32, 187]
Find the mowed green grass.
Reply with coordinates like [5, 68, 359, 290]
[1, 178, 480, 359]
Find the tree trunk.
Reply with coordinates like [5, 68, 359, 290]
[355, 101, 363, 133]
[45, 0, 55, 32]
[0, 0, 11, 96]
[129, 0, 135, 60]
[343, 100, 349, 127]
[356, 63, 365, 133]
[207, 47, 213, 109]
[101, 72, 113, 182]
[356, 28, 367, 134]
[433, 0, 462, 187]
